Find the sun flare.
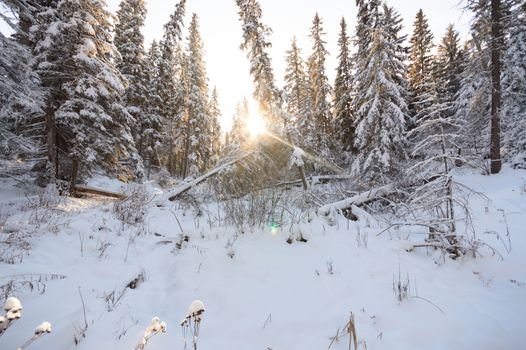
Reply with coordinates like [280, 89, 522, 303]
[246, 113, 266, 139]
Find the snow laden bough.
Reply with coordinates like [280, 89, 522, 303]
[181, 300, 205, 350]
[0, 297, 52, 349]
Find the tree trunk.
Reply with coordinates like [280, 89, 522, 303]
[490, 0, 502, 174]
[69, 159, 79, 196]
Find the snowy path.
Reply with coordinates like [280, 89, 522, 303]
[0, 168, 525, 350]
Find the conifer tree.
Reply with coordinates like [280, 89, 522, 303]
[351, 5, 408, 182]
[502, 1, 526, 168]
[434, 24, 464, 116]
[183, 13, 211, 176]
[226, 98, 251, 153]
[407, 9, 434, 125]
[143, 40, 164, 177]
[235, 0, 282, 129]
[333, 17, 354, 159]
[114, 0, 149, 158]
[32, 0, 143, 183]
[0, 1, 44, 168]
[306, 13, 332, 157]
[159, 0, 186, 174]
[284, 37, 310, 143]
[208, 87, 223, 167]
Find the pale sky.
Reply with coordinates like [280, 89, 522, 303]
[106, 0, 470, 131]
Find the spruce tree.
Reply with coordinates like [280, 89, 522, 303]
[183, 13, 212, 176]
[502, 1, 526, 168]
[307, 13, 332, 157]
[334, 17, 354, 159]
[208, 87, 223, 167]
[32, 0, 143, 183]
[114, 0, 149, 159]
[351, 6, 408, 182]
[407, 9, 434, 125]
[235, 0, 282, 129]
[284, 37, 310, 143]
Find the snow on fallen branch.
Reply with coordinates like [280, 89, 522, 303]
[317, 184, 395, 216]
[167, 152, 254, 201]
[72, 185, 124, 199]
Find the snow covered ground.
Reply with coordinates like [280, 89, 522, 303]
[0, 167, 525, 350]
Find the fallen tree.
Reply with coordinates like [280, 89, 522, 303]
[317, 184, 396, 216]
[72, 185, 124, 199]
[167, 152, 254, 201]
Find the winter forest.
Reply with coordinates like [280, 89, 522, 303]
[0, 0, 525, 349]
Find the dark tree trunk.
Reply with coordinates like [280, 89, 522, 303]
[45, 102, 57, 183]
[490, 0, 502, 174]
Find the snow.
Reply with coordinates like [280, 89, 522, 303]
[35, 322, 52, 334]
[4, 297, 22, 312]
[0, 167, 525, 349]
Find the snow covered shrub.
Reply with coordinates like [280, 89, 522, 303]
[113, 185, 151, 226]
[181, 300, 205, 350]
[220, 188, 288, 233]
[135, 316, 166, 350]
[0, 296, 22, 335]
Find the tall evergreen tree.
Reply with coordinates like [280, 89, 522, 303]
[502, 1, 526, 168]
[434, 24, 464, 115]
[158, 0, 186, 175]
[31, 0, 143, 183]
[208, 87, 223, 167]
[183, 13, 212, 176]
[143, 40, 164, 177]
[235, 0, 282, 129]
[334, 17, 355, 159]
[407, 9, 434, 125]
[114, 0, 149, 158]
[306, 13, 332, 157]
[351, 5, 408, 182]
[284, 37, 310, 143]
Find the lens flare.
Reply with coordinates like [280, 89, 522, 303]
[246, 113, 266, 139]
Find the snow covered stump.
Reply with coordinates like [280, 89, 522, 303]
[0, 297, 23, 336]
[180, 300, 205, 350]
[134, 317, 167, 350]
[16, 321, 52, 350]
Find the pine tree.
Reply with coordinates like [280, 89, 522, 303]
[208, 87, 222, 167]
[183, 13, 212, 176]
[434, 24, 464, 116]
[502, 1, 526, 168]
[143, 40, 164, 178]
[333, 17, 354, 159]
[351, 6, 408, 182]
[0, 1, 44, 168]
[306, 13, 333, 158]
[235, 0, 282, 129]
[114, 0, 149, 159]
[159, 0, 186, 175]
[283, 37, 310, 143]
[32, 0, 143, 183]
[407, 9, 434, 125]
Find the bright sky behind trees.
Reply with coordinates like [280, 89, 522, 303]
[106, 0, 470, 131]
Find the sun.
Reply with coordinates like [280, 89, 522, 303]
[246, 112, 266, 139]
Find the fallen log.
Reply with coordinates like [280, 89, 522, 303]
[317, 184, 395, 216]
[167, 152, 254, 201]
[73, 185, 124, 199]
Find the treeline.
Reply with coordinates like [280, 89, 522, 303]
[232, 0, 526, 184]
[1, 0, 525, 190]
[0, 0, 220, 185]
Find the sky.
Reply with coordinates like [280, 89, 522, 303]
[2, 0, 472, 132]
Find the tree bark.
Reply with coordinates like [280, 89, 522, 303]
[490, 0, 502, 174]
